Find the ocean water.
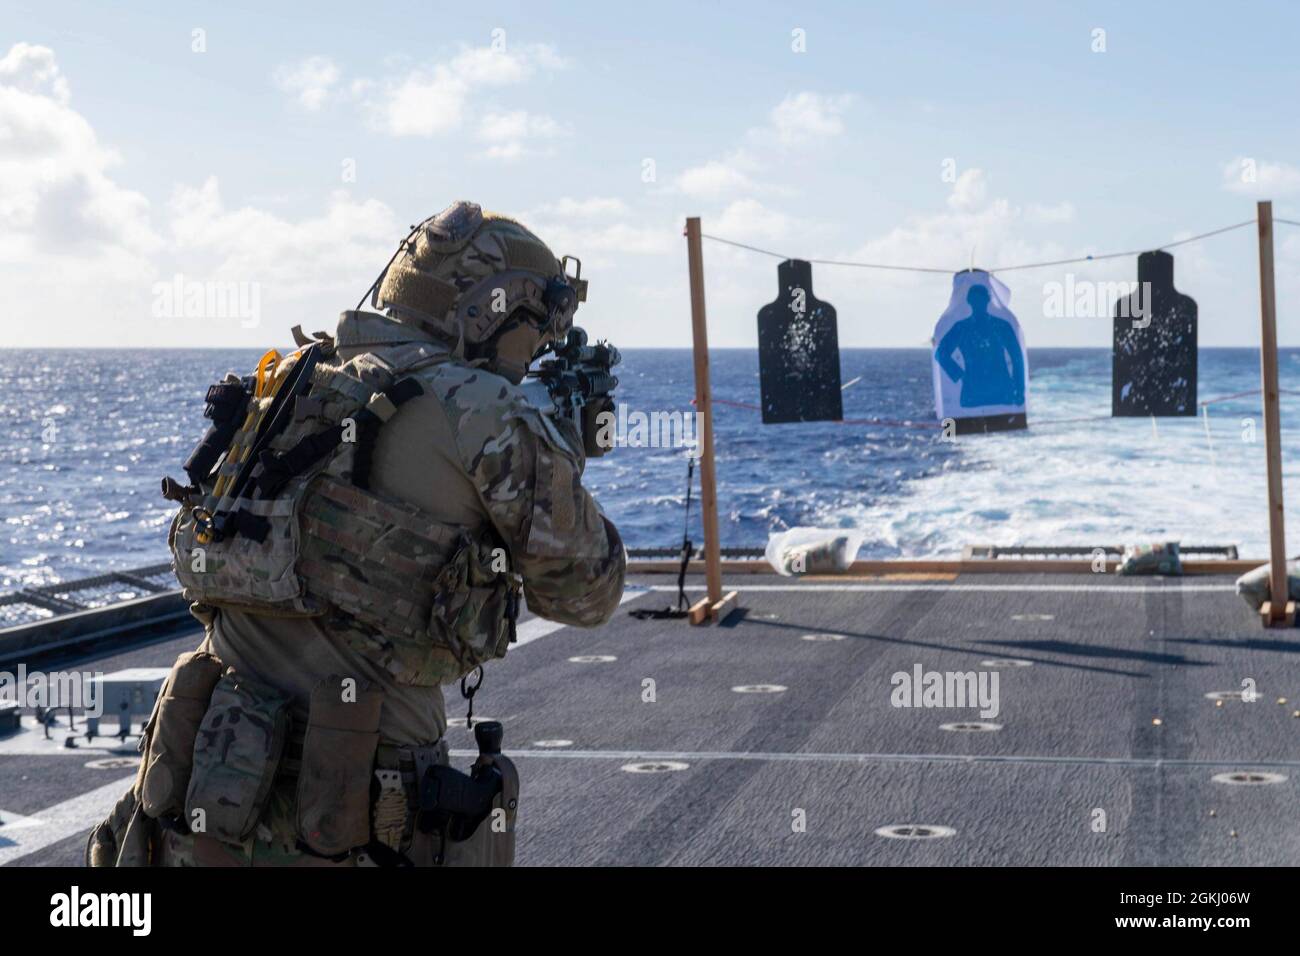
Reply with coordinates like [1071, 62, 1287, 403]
[3, 347, 1299, 590]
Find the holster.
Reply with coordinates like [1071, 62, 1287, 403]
[437, 751, 519, 867]
[407, 721, 519, 867]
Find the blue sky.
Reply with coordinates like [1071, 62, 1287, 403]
[3, 0, 1299, 347]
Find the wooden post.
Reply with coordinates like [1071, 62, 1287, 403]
[1256, 200, 1294, 627]
[684, 217, 736, 624]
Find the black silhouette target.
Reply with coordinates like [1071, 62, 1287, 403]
[1112, 250, 1197, 416]
[756, 259, 843, 423]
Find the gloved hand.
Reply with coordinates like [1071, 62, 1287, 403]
[581, 396, 616, 458]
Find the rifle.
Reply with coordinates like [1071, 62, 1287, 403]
[521, 327, 621, 457]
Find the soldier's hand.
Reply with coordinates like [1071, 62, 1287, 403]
[581, 396, 616, 459]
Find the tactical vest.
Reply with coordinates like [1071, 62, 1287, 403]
[167, 339, 521, 685]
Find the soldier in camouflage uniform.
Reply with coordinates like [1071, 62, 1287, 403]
[87, 202, 625, 867]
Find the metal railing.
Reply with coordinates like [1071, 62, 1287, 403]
[0, 563, 177, 629]
[0, 542, 1247, 629]
[961, 544, 1239, 561]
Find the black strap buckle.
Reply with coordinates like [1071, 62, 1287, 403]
[203, 382, 249, 423]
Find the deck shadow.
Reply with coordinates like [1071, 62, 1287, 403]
[974, 638, 1209, 668]
[1165, 636, 1300, 654]
[740, 617, 1152, 678]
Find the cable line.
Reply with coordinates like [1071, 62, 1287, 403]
[701, 218, 1262, 275]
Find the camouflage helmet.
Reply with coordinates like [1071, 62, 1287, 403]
[376, 201, 585, 348]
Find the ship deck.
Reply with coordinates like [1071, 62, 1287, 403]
[2, 571, 1297, 867]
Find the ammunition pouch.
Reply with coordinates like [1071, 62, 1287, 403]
[428, 534, 523, 680]
[138, 651, 225, 820]
[294, 676, 382, 857]
[88, 649, 227, 866]
[184, 670, 290, 845]
[86, 786, 160, 867]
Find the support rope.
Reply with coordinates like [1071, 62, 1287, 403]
[701, 217, 1267, 275]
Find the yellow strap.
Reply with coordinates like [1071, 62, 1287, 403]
[212, 347, 308, 498]
[213, 349, 280, 497]
[254, 348, 281, 398]
[269, 348, 305, 393]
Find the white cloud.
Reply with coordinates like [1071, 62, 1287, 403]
[171, 175, 395, 282]
[370, 68, 466, 136]
[569, 222, 675, 255]
[521, 200, 675, 266]
[0, 43, 407, 346]
[673, 160, 758, 199]
[947, 168, 988, 211]
[167, 177, 397, 297]
[527, 220, 674, 260]
[518, 196, 676, 266]
[359, 44, 565, 138]
[0, 43, 158, 260]
[273, 56, 340, 111]
[0, 42, 70, 103]
[670, 92, 851, 201]
[1222, 156, 1300, 197]
[765, 92, 852, 146]
[531, 197, 630, 218]
[844, 196, 1065, 280]
[1025, 200, 1075, 224]
[712, 198, 790, 241]
[476, 109, 563, 160]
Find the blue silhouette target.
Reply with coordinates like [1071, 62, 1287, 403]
[757, 259, 843, 423]
[932, 270, 1028, 434]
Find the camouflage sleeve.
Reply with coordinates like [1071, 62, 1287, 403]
[442, 370, 626, 627]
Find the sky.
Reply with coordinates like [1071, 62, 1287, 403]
[3, 0, 1300, 349]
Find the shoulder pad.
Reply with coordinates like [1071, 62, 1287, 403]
[425, 363, 574, 456]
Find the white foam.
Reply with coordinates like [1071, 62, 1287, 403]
[837, 366, 1296, 558]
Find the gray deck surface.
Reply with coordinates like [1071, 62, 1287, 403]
[2, 572, 1297, 866]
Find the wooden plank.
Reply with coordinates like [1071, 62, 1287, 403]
[1259, 601, 1296, 627]
[687, 596, 712, 626]
[710, 590, 740, 623]
[685, 217, 723, 607]
[1257, 201, 1290, 627]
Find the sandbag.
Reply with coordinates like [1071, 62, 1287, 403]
[1118, 542, 1182, 576]
[1235, 560, 1300, 611]
[765, 527, 865, 576]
